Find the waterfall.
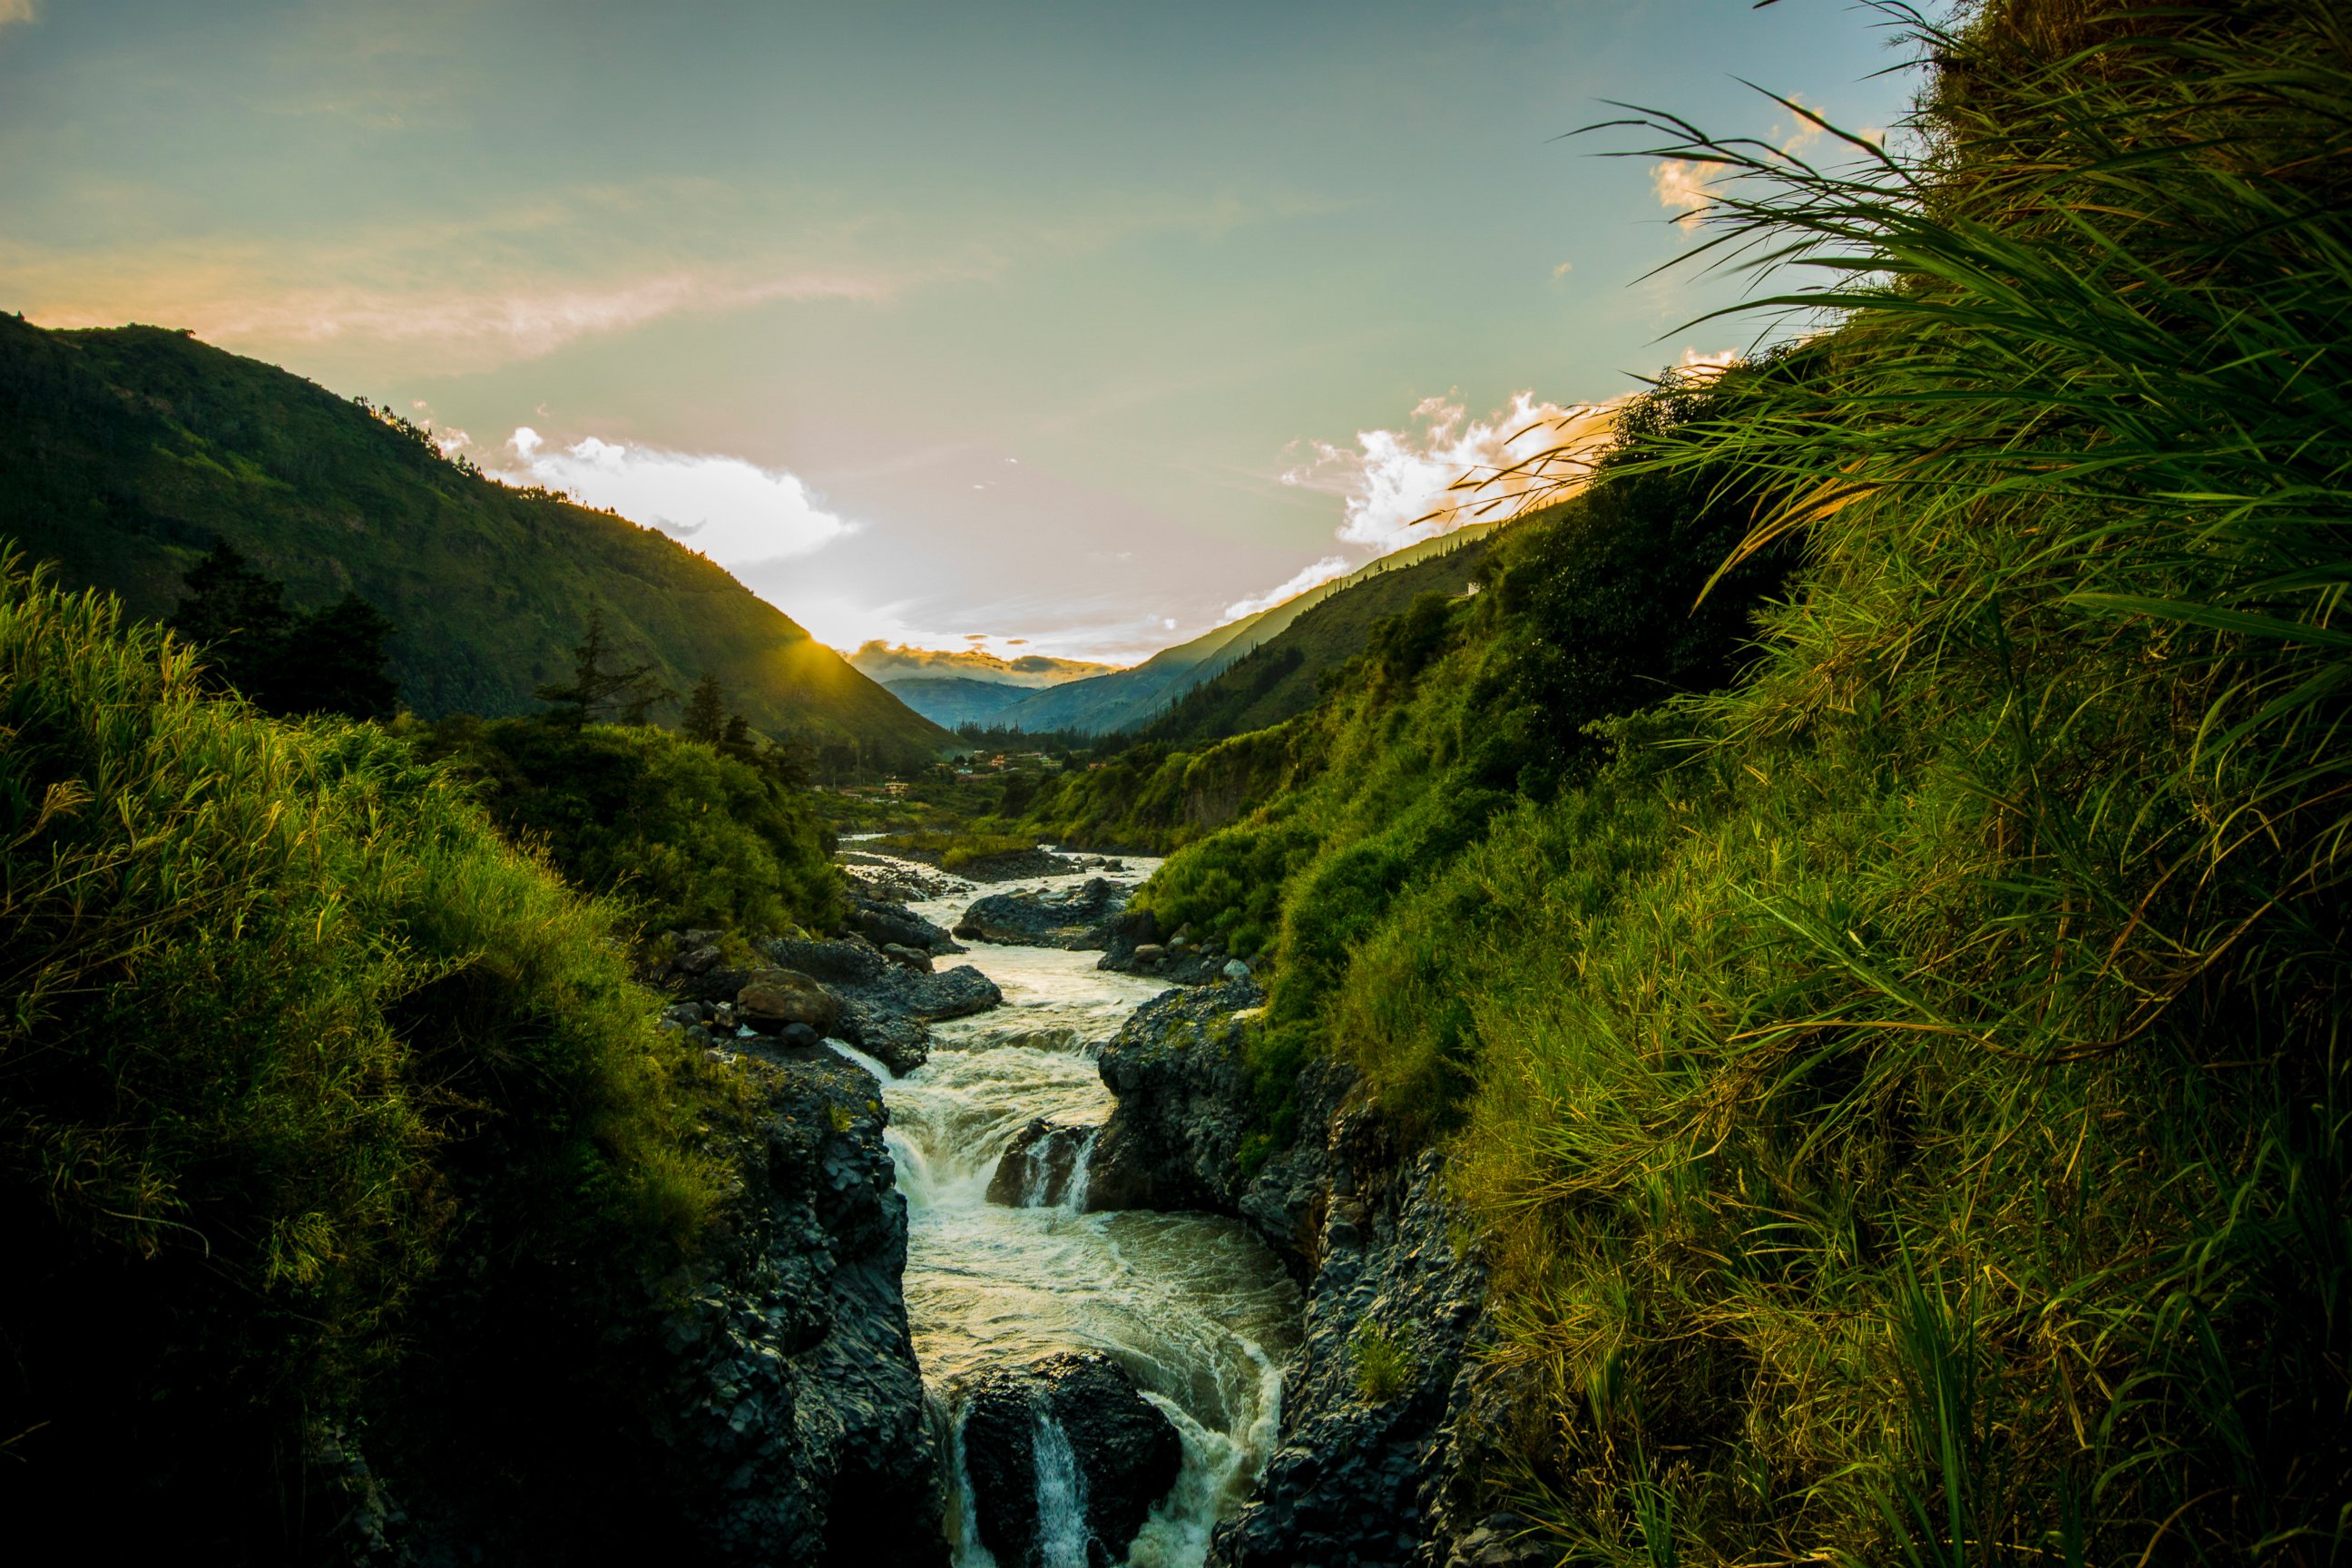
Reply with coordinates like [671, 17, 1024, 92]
[1032, 1411, 1091, 1568]
[1060, 1127, 1099, 1215]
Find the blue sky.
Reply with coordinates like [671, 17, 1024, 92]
[0, 0, 1924, 660]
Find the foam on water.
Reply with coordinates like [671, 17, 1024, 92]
[858, 849, 1301, 1568]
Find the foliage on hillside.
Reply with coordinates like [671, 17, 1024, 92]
[410, 714, 842, 936]
[1139, 0, 2352, 1557]
[0, 317, 950, 769]
[0, 556, 740, 1551]
[1133, 519, 1514, 748]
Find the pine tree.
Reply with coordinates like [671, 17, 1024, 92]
[171, 540, 291, 700]
[277, 593, 399, 720]
[534, 608, 666, 730]
[681, 673, 727, 743]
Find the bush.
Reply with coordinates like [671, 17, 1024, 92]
[412, 713, 842, 935]
[0, 557, 730, 1549]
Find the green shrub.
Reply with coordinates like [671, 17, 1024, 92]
[413, 712, 842, 934]
[0, 555, 731, 1546]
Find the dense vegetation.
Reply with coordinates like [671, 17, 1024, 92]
[1133, 0, 2352, 1558]
[410, 714, 840, 934]
[0, 557, 746, 1552]
[0, 316, 951, 769]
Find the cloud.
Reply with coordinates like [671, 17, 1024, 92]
[0, 1, 34, 27]
[1652, 160, 1713, 230]
[1282, 391, 1619, 556]
[1678, 346, 1740, 379]
[495, 428, 853, 565]
[1224, 555, 1352, 621]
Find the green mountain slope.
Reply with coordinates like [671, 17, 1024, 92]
[0, 317, 953, 769]
[992, 521, 1511, 734]
[879, 674, 1035, 729]
[1135, 516, 1523, 746]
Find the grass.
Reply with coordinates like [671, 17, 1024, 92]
[1126, 0, 2352, 1558]
[0, 554, 741, 1549]
[1352, 1319, 1417, 1403]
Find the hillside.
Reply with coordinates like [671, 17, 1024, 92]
[0, 318, 954, 770]
[878, 673, 1035, 729]
[989, 521, 1511, 735]
[1124, 2, 2352, 1556]
[1134, 514, 1522, 746]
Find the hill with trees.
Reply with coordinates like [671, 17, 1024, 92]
[0, 317, 952, 771]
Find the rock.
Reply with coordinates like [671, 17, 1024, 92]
[953, 877, 1127, 950]
[760, 936, 1006, 1075]
[674, 943, 723, 976]
[985, 1121, 1099, 1209]
[1221, 958, 1251, 983]
[736, 969, 842, 1034]
[1083, 980, 1511, 1567]
[1130, 943, 1166, 968]
[957, 1353, 1181, 1568]
[851, 894, 965, 956]
[779, 1021, 820, 1049]
[882, 943, 936, 973]
[1096, 909, 1230, 985]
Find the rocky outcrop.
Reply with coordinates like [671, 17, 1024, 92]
[955, 877, 1128, 949]
[736, 968, 841, 1034]
[956, 1352, 1182, 1568]
[985, 1120, 1099, 1209]
[756, 936, 1004, 1075]
[848, 890, 966, 956]
[1085, 983, 1535, 1567]
[1095, 909, 1245, 986]
[642, 1040, 947, 1565]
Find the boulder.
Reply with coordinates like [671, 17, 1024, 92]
[760, 936, 1006, 1075]
[882, 943, 936, 973]
[985, 1121, 1099, 1209]
[955, 877, 1127, 950]
[958, 1353, 1181, 1568]
[735, 969, 841, 1034]
[850, 893, 965, 956]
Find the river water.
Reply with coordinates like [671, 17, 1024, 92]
[842, 853, 1300, 1568]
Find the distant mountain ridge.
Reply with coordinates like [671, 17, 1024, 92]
[980, 522, 1514, 735]
[0, 318, 954, 769]
[874, 675, 1036, 730]
[847, 642, 1119, 689]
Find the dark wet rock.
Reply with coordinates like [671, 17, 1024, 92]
[641, 1041, 946, 1565]
[1089, 981, 1511, 1568]
[1096, 909, 1230, 985]
[985, 1120, 1099, 1209]
[954, 877, 1127, 949]
[674, 943, 723, 975]
[844, 862, 969, 903]
[958, 1352, 1181, 1568]
[1210, 1154, 1489, 1568]
[851, 892, 966, 956]
[752, 937, 1003, 1074]
[736, 968, 841, 1034]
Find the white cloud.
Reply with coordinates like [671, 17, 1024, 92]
[1678, 347, 1740, 379]
[1652, 160, 1712, 230]
[0, 1, 34, 27]
[496, 429, 852, 565]
[1282, 391, 1619, 556]
[1224, 555, 1352, 621]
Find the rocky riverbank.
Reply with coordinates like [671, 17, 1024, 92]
[1084, 983, 1543, 1568]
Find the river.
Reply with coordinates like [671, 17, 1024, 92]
[840, 852, 1300, 1568]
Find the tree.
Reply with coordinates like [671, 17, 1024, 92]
[534, 608, 666, 730]
[276, 593, 399, 721]
[681, 673, 727, 744]
[172, 540, 291, 700]
[169, 542, 399, 720]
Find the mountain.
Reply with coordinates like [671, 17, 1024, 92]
[986, 521, 1514, 735]
[877, 675, 1038, 729]
[1134, 513, 1527, 747]
[0, 318, 954, 770]
[847, 642, 1120, 689]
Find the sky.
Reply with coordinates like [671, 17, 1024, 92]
[0, 0, 1924, 662]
